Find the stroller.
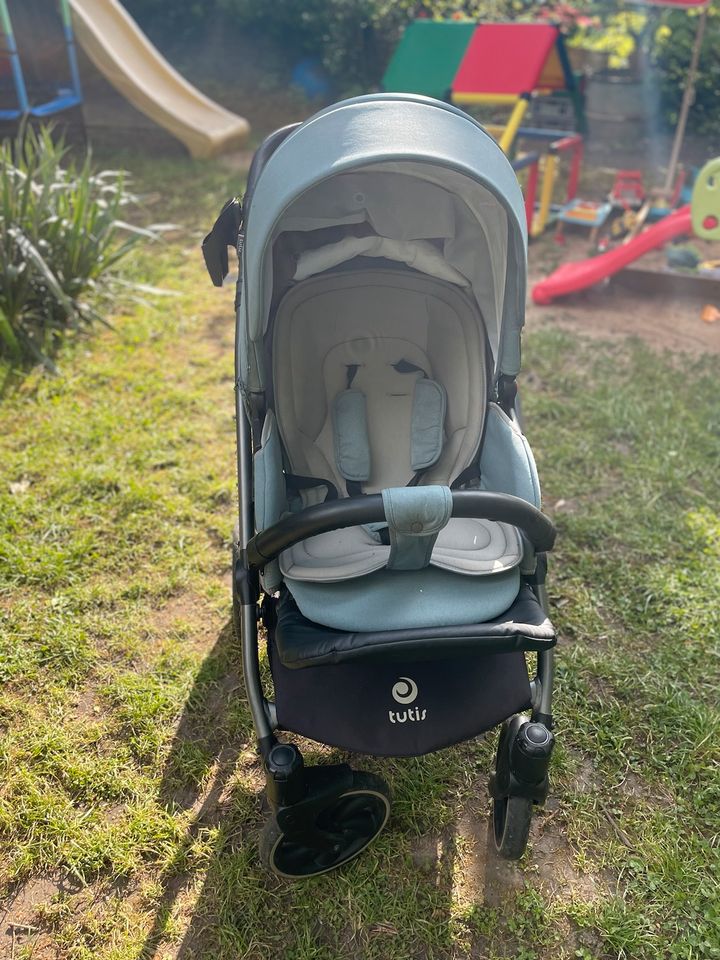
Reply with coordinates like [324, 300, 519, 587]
[203, 94, 558, 879]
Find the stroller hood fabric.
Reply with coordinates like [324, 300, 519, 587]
[238, 94, 528, 394]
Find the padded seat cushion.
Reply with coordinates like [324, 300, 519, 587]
[285, 564, 522, 633]
[274, 583, 556, 669]
[273, 269, 487, 500]
[272, 268, 525, 587]
[279, 517, 522, 582]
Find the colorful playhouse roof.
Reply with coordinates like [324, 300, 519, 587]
[381, 20, 476, 101]
[451, 23, 569, 102]
[383, 20, 575, 104]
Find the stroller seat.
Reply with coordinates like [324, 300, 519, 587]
[273, 583, 555, 669]
[262, 267, 539, 636]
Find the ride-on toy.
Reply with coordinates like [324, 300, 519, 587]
[203, 94, 558, 878]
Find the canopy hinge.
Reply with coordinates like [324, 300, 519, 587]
[497, 375, 518, 416]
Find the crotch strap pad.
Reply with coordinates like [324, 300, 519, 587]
[381, 485, 453, 571]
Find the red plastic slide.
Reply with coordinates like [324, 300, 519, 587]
[531, 205, 692, 305]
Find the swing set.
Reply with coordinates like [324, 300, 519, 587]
[0, 0, 82, 121]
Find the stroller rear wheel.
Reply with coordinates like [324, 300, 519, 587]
[492, 793, 532, 860]
[260, 771, 391, 878]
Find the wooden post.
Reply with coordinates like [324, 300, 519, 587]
[662, 7, 708, 196]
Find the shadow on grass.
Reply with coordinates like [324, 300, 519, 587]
[137, 619, 249, 959]
[138, 620, 521, 960]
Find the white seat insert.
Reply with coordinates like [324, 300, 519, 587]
[272, 268, 523, 582]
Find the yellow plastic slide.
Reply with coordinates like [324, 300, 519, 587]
[69, 0, 250, 158]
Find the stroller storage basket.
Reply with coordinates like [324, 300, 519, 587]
[268, 629, 533, 757]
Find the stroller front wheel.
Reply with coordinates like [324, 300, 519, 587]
[260, 771, 391, 879]
[492, 793, 532, 860]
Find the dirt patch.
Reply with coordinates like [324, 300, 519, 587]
[531, 809, 608, 903]
[69, 685, 105, 722]
[565, 756, 604, 797]
[528, 234, 720, 357]
[145, 591, 220, 650]
[452, 803, 524, 909]
[450, 790, 608, 913]
[616, 770, 675, 809]
[0, 874, 83, 960]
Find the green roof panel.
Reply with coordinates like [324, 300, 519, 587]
[382, 21, 476, 101]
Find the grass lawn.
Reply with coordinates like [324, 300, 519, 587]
[0, 154, 718, 960]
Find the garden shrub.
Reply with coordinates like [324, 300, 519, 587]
[0, 127, 152, 371]
[122, 0, 720, 134]
[122, 1, 526, 93]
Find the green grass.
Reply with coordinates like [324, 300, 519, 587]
[0, 155, 718, 960]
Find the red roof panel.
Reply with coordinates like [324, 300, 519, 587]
[452, 23, 559, 97]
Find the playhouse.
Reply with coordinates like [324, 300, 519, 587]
[382, 20, 586, 238]
[382, 20, 586, 152]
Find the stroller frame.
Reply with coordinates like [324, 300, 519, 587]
[234, 398, 556, 875]
[235, 393, 557, 739]
[204, 98, 559, 877]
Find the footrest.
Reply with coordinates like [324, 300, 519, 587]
[274, 584, 556, 669]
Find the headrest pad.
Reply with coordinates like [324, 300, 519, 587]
[411, 379, 446, 472]
[333, 390, 371, 482]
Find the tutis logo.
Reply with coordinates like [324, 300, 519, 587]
[389, 676, 427, 724]
[391, 677, 418, 704]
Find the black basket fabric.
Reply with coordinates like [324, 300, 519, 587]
[268, 631, 531, 757]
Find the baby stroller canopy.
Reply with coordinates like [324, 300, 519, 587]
[239, 94, 528, 393]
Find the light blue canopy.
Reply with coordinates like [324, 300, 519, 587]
[238, 94, 528, 393]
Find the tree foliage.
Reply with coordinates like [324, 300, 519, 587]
[122, 0, 720, 133]
[653, 2, 720, 136]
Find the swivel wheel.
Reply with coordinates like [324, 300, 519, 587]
[260, 770, 390, 878]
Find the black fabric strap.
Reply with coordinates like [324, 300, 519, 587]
[286, 474, 338, 502]
[392, 359, 427, 378]
[451, 463, 481, 490]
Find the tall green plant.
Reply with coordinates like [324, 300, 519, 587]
[0, 126, 154, 371]
[653, 2, 720, 136]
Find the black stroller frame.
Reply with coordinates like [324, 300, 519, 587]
[205, 103, 559, 878]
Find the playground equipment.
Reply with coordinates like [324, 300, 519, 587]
[509, 128, 584, 238]
[532, 205, 692, 304]
[450, 23, 584, 151]
[383, 21, 586, 153]
[381, 19, 475, 102]
[531, 157, 720, 304]
[382, 20, 585, 239]
[554, 198, 612, 246]
[387, 21, 641, 246]
[69, 0, 249, 157]
[0, 0, 82, 120]
[610, 170, 646, 210]
[690, 157, 720, 239]
[0, 0, 250, 157]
